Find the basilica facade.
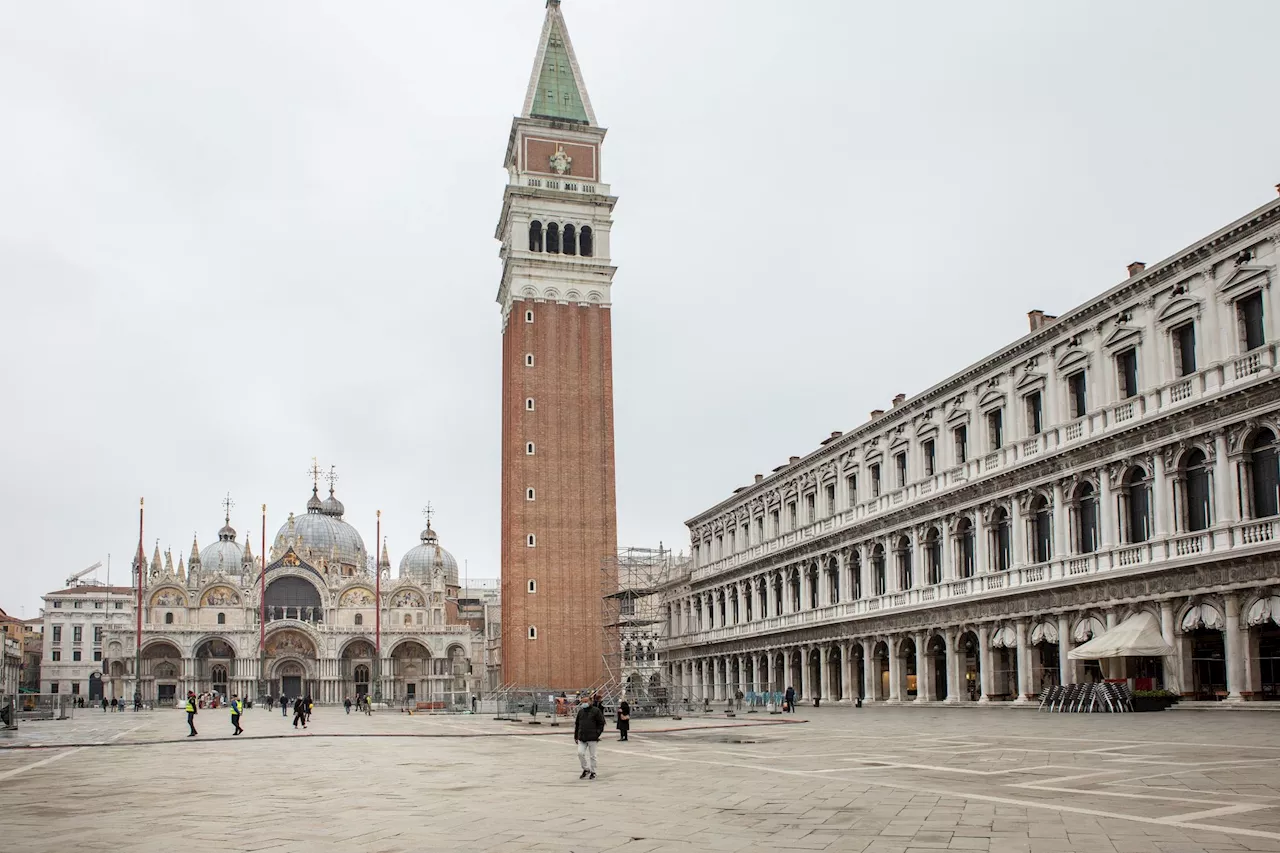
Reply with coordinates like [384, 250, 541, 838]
[103, 479, 481, 706]
[664, 193, 1280, 705]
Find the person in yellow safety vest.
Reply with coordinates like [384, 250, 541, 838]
[230, 693, 244, 736]
[185, 691, 198, 737]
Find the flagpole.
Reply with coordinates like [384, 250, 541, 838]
[374, 509, 382, 704]
[133, 497, 144, 709]
[259, 504, 267, 701]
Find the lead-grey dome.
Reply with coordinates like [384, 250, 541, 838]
[398, 525, 459, 587]
[199, 519, 247, 577]
[273, 485, 368, 574]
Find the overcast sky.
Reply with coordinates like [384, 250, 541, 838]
[3, 1, 1278, 616]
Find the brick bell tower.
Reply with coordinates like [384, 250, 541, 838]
[497, 0, 618, 691]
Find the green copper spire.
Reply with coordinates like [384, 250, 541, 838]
[521, 1, 596, 125]
[530, 20, 588, 122]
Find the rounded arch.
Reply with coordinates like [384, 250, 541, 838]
[387, 637, 432, 659]
[562, 223, 576, 256]
[579, 225, 593, 257]
[1071, 478, 1097, 500]
[339, 637, 376, 659]
[199, 584, 241, 608]
[338, 585, 376, 607]
[545, 221, 560, 254]
[528, 219, 543, 252]
[264, 626, 319, 657]
[141, 638, 182, 657]
[266, 574, 325, 621]
[149, 586, 188, 607]
[193, 636, 237, 659]
[1072, 614, 1108, 643]
[445, 642, 468, 660]
[1180, 600, 1226, 632]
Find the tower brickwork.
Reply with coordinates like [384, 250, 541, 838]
[497, 1, 618, 690]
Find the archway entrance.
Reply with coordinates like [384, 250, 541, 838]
[195, 639, 236, 699]
[1258, 624, 1280, 699]
[851, 645, 866, 700]
[342, 640, 375, 701]
[391, 641, 431, 705]
[142, 640, 182, 704]
[265, 629, 318, 700]
[957, 631, 980, 701]
[1188, 629, 1226, 699]
[872, 641, 889, 701]
[927, 634, 947, 700]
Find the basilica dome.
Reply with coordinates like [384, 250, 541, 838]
[198, 521, 248, 577]
[273, 485, 369, 574]
[399, 524, 459, 587]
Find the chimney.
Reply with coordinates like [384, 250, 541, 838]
[870, 409, 884, 420]
[1028, 309, 1046, 332]
[830, 430, 842, 439]
[892, 393, 906, 407]
[1127, 261, 1146, 278]
[789, 456, 800, 465]
[754, 473, 763, 483]
[1275, 183, 1280, 197]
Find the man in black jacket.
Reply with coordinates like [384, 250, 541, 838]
[573, 693, 606, 779]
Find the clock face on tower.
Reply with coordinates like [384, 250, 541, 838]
[549, 148, 572, 175]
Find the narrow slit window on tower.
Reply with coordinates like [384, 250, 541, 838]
[526, 534, 536, 547]
[563, 224, 576, 256]
[525, 309, 534, 324]
[527, 580, 536, 594]
[526, 487, 535, 501]
[580, 226, 593, 257]
[525, 442, 535, 455]
[546, 222, 560, 254]
[526, 397, 535, 411]
[528, 220, 543, 252]
[528, 626, 537, 640]
[525, 353, 534, 367]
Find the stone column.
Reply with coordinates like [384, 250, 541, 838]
[1159, 600, 1181, 694]
[1152, 451, 1170, 538]
[840, 643, 852, 702]
[887, 637, 903, 703]
[818, 645, 830, 702]
[1213, 431, 1236, 525]
[939, 520, 953, 581]
[1010, 497, 1025, 568]
[1014, 619, 1032, 702]
[1057, 613, 1072, 686]
[764, 650, 775, 694]
[977, 624, 994, 702]
[916, 632, 931, 702]
[975, 511, 989, 573]
[944, 628, 960, 703]
[1225, 593, 1245, 701]
[799, 567, 811, 611]
[861, 638, 876, 702]
[1099, 471, 1115, 550]
[1052, 481, 1068, 560]
[796, 646, 807, 699]
[837, 551, 849, 605]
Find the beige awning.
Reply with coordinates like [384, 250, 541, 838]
[1067, 611, 1174, 659]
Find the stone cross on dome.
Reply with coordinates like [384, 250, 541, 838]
[221, 492, 235, 524]
[422, 502, 434, 527]
[326, 465, 339, 495]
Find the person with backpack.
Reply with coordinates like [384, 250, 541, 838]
[230, 694, 244, 736]
[292, 696, 307, 729]
[184, 692, 198, 737]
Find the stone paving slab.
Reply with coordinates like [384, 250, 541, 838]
[2, 707, 1279, 852]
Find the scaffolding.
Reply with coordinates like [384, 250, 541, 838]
[600, 545, 690, 716]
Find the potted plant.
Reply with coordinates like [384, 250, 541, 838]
[1131, 689, 1180, 712]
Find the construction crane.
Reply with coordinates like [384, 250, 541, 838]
[65, 561, 103, 588]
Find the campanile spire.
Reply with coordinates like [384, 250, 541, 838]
[497, 1, 618, 691]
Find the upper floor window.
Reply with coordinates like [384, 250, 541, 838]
[1173, 322, 1196, 377]
[954, 426, 968, 464]
[870, 464, 882, 497]
[1180, 449, 1212, 532]
[525, 353, 535, 367]
[525, 397, 535, 411]
[991, 507, 1011, 572]
[51, 650, 61, 662]
[846, 473, 858, 505]
[164, 612, 173, 624]
[955, 518, 975, 578]
[895, 536, 913, 590]
[825, 483, 836, 516]
[1239, 291, 1266, 352]
[354, 613, 363, 626]
[528, 579, 537, 593]
[1030, 495, 1052, 563]
[1074, 482, 1098, 554]
[1122, 467, 1151, 543]
[1116, 348, 1139, 400]
[528, 220, 543, 252]
[93, 626, 102, 642]
[755, 516, 764, 543]
[987, 409, 1004, 451]
[52, 626, 61, 642]
[1247, 428, 1279, 519]
[563, 223, 577, 256]
[922, 439, 936, 477]
[526, 442, 535, 455]
[525, 309, 534, 324]
[805, 493, 815, 524]
[770, 509, 780, 537]
[217, 612, 226, 625]
[787, 501, 797, 530]
[1067, 370, 1088, 418]
[1025, 391, 1042, 435]
[924, 527, 942, 585]
[894, 452, 907, 488]
[871, 546, 887, 596]
[72, 626, 82, 643]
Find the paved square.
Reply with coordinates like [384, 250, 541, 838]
[2, 706, 1279, 852]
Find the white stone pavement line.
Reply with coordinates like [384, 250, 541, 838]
[0, 748, 82, 781]
[1095, 758, 1280, 789]
[1162, 804, 1271, 822]
[1106, 781, 1280, 801]
[562, 740, 1280, 843]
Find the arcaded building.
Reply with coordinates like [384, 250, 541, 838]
[664, 193, 1280, 704]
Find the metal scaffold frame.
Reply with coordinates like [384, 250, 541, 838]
[600, 545, 686, 716]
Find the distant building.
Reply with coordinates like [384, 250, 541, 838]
[39, 585, 135, 700]
[20, 620, 41, 694]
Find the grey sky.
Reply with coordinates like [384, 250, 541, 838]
[3, 1, 1278, 616]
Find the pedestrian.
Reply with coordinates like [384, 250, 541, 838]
[305, 694, 313, 723]
[184, 691, 198, 737]
[784, 685, 795, 713]
[101, 697, 108, 713]
[230, 694, 244, 736]
[344, 696, 352, 715]
[133, 694, 142, 712]
[110, 697, 118, 713]
[364, 694, 372, 716]
[471, 695, 478, 714]
[266, 695, 273, 712]
[617, 699, 630, 742]
[292, 696, 307, 729]
[573, 692, 606, 780]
